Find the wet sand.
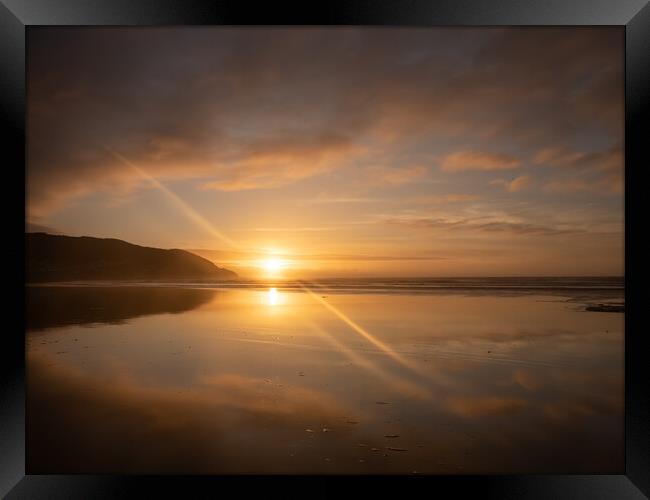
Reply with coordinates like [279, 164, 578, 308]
[26, 285, 624, 474]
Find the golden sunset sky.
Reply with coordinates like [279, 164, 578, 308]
[27, 27, 623, 278]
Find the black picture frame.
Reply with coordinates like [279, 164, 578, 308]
[2, 1, 648, 498]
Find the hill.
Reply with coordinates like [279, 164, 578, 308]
[26, 233, 238, 282]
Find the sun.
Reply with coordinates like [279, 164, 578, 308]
[260, 257, 288, 276]
[264, 258, 283, 273]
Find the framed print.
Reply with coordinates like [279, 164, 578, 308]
[1, 0, 649, 498]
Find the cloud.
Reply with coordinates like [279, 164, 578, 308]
[533, 145, 625, 195]
[411, 193, 481, 204]
[361, 165, 430, 186]
[534, 148, 586, 167]
[27, 28, 622, 216]
[384, 215, 583, 236]
[439, 151, 521, 172]
[489, 175, 535, 192]
[200, 132, 363, 191]
[533, 146, 622, 172]
[298, 197, 381, 205]
[534, 145, 623, 195]
[543, 176, 622, 195]
[507, 175, 534, 192]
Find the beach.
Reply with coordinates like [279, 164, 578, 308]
[23, 25, 626, 480]
[26, 279, 624, 474]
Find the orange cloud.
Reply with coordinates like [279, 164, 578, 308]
[439, 151, 521, 172]
[384, 215, 582, 236]
[543, 175, 622, 195]
[534, 145, 623, 196]
[533, 146, 622, 172]
[366, 165, 429, 186]
[533, 147, 585, 167]
[201, 133, 362, 191]
[490, 175, 534, 192]
[411, 194, 480, 204]
[26, 27, 623, 225]
[508, 175, 534, 192]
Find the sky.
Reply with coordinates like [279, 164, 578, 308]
[26, 27, 624, 278]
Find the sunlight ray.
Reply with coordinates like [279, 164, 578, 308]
[103, 146, 240, 250]
[304, 319, 432, 400]
[298, 282, 427, 377]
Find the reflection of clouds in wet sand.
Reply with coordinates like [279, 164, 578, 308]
[447, 396, 528, 418]
[27, 350, 353, 473]
[542, 391, 622, 424]
[304, 320, 433, 401]
[27, 344, 624, 474]
[439, 364, 622, 421]
[197, 373, 343, 418]
[513, 369, 544, 391]
[510, 367, 623, 421]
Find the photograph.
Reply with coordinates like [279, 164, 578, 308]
[25, 26, 624, 475]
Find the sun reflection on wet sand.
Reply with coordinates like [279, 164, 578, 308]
[267, 287, 280, 306]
